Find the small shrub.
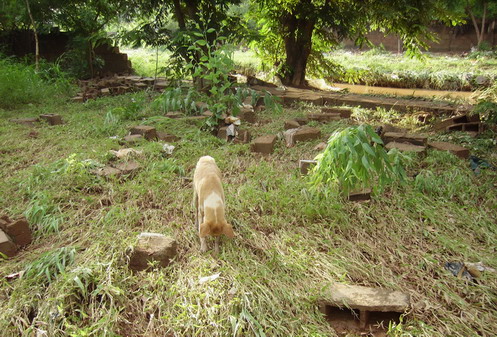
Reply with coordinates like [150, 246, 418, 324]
[309, 124, 407, 197]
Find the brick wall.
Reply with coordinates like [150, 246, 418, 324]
[341, 23, 497, 53]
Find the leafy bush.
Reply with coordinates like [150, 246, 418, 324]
[153, 87, 200, 115]
[0, 56, 74, 109]
[309, 124, 407, 197]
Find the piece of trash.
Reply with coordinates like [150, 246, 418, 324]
[109, 148, 143, 159]
[162, 143, 175, 155]
[5, 270, 25, 281]
[109, 136, 119, 139]
[226, 124, 236, 138]
[225, 116, 241, 125]
[444, 262, 474, 282]
[199, 273, 220, 284]
[469, 155, 495, 175]
[465, 262, 496, 276]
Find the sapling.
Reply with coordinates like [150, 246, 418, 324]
[309, 124, 407, 197]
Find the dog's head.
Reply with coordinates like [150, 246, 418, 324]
[199, 221, 235, 238]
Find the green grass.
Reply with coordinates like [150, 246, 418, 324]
[125, 46, 497, 91]
[123, 47, 173, 77]
[0, 89, 496, 336]
[326, 50, 497, 91]
[0, 57, 75, 109]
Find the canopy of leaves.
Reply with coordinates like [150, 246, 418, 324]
[249, 0, 466, 80]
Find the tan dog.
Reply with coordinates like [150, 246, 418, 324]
[193, 156, 234, 253]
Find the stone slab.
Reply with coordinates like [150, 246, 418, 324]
[251, 85, 469, 115]
[434, 114, 480, 130]
[10, 117, 39, 126]
[385, 142, 426, 153]
[130, 125, 158, 140]
[239, 106, 256, 123]
[284, 120, 301, 130]
[157, 132, 179, 142]
[321, 107, 353, 118]
[308, 113, 341, 122]
[4, 218, 32, 246]
[94, 166, 122, 177]
[299, 160, 317, 175]
[293, 126, 321, 144]
[165, 111, 183, 119]
[0, 229, 17, 257]
[114, 161, 141, 176]
[446, 122, 481, 133]
[129, 233, 177, 271]
[121, 134, 144, 145]
[314, 142, 327, 151]
[251, 135, 277, 154]
[40, 114, 63, 125]
[319, 283, 410, 313]
[348, 189, 372, 202]
[428, 141, 470, 159]
[235, 129, 251, 144]
[383, 132, 427, 146]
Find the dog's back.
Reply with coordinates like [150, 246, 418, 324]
[193, 156, 234, 252]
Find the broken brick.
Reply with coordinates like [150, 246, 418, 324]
[40, 114, 63, 125]
[428, 141, 470, 159]
[130, 125, 158, 140]
[251, 135, 277, 154]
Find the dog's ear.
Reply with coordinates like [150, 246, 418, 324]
[223, 223, 235, 238]
[199, 222, 210, 238]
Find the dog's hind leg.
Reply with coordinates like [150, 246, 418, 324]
[193, 190, 199, 229]
[214, 237, 220, 255]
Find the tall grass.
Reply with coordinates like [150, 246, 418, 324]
[0, 57, 74, 109]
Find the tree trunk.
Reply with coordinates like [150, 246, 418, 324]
[467, 2, 488, 48]
[280, 14, 315, 88]
[24, 0, 39, 72]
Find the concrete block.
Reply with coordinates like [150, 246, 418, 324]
[299, 160, 317, 175]
[129, 233, 177, 271]
[94, 166, 122, 177]
[121, 134, 144, 145]
[0, 229, 17, 257]
[314, 142, 327, 151]
[308, 113, 341, 122]
[446, 122, 481, 133]
[114, 161, 141, 176]
[165, 111, 183, 119]
[4, 218, 32, 246]
[157, 132, 179, 142]
[290, 126, 321, 146]
[251, 135, 277, 154]
[321, 107, 353, 118]
[319, 283, 410, 313]
[385, 142, 426, 154]
[383, 132, 427, 146]
[428, 141, 470, 159]
[130, 125, 158, 140]
[348, 188, 372, 202]
[40, 114, 63, 125]
[235, 129, 251, 144]
[284, 120, 301, 130]
[239, 106, 256, 123]
[10, 117, 39, 126]
[318, 283, 410, 330]
[434, 114, 480, 131]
